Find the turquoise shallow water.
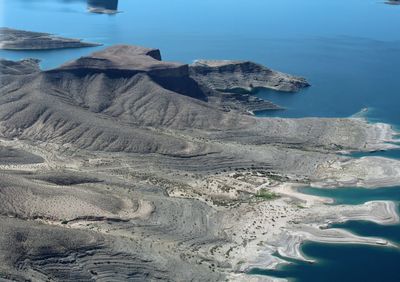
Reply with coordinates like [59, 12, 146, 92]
[350, 148, 400, 159]
[1, 0, 400, 281]
[300, 186, 400, 205]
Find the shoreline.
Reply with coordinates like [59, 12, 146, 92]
[232, 183, 400, 281]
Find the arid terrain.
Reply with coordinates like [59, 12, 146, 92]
[1, 45, 399, 281]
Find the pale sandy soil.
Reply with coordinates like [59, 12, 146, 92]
[0, 120, 399, 281]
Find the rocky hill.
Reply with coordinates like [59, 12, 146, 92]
[0, 45, 312, 156]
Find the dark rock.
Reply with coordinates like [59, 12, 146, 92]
[87, 0, 119, 14]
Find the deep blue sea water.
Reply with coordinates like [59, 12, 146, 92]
[1, 0, 400, 281]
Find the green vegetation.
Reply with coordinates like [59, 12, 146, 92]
[255, 188, 280, 200]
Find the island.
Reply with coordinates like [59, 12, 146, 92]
[0, 27, 101, 50]
[0, 45, 399, 282]
[87, 0, 119, 14]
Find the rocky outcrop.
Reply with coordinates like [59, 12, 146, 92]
[55, 45, 206, 100]
[0, 27, 101, 50]
[189, 59, 310, 93]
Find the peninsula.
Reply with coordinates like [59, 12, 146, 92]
[0, 27, 101, 50]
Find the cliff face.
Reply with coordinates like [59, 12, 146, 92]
[54, 45, 206, 100]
